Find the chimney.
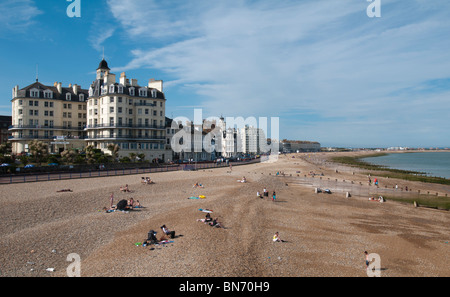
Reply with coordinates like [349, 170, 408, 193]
[12, 85, 19, 98]
[72, 84, 79, 95]
[57, 82, 62, 93]
[120, 72, 127, 85]
[130, 78, 138, 86]
[148, 79, 163, 92]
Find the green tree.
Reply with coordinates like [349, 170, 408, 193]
[107, 143, 120, 160]
[61, 149, 78, 164]
[28, 140, 49, 165]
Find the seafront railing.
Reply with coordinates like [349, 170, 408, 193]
[0, 159, 260, 184]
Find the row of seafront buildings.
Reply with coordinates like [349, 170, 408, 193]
[5, 59, 319, 162]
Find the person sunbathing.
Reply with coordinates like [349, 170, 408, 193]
[57, 189, 72, 192]
[120, 184, 130, 192]
[193, 182, 204, 188]
[209, 217, 224, 228]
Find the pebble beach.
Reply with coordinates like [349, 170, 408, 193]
[0, 152, 449, 277]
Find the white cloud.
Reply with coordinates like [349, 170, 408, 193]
[89, 27, 115, 52]
[0, 0, 43, 35]
[106, 0, 450, 146]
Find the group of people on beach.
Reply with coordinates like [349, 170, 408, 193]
[197, 212, 224, 228]
[257, 187, 277, 202]
[143, 224, 178, 247]
[141, 177, 154, 185]
[104, 193, 143, 213]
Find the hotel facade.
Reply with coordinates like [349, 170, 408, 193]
[10, 59, 170, 162]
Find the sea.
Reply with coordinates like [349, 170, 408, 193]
[362, 152, 450, 179]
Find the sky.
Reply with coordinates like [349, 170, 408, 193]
[0, 0, 449, 148]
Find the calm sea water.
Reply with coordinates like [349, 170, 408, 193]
[362, 152, 450, 179]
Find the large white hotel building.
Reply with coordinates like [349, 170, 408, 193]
[10, 59, 170, 162]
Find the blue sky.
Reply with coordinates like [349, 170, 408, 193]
[0, 0, 449, 148]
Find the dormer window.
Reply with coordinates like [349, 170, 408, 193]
[151, 89, 157, 98]
[129, 87, 135, 96]
[30, 88, 39, 97]
[118, 85, 124, 94]
[66, 93, 72, 101]
[43, 90, 53, 99]
[139, 88, 147, 97]
[109, 84, 115, 93]
[79, 94, 85, 101]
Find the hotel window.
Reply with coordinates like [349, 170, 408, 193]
[145, 109, 149, 115]
[66, 93, 72, 100]
[110, 107, 114, 113]
[44, 91, 52, 98]
[45, 101, 49, 107]
[79, 94, 85, 101]
[34, 110, 38, 116]
[118, 96, 122, 103]
[68, 112, 72, 118]
[151, 89, 157, 98]
[63, 112, 67, 118]
[139, 88, 147, 97]
[30, 90, 39, 97]
[18, 109, 23, 115]
[110, 96, 114, 103]
[118, 107, 122, 113]
[109, 85, 115, 93]
[49, 111, 54, 116]
[29, 100, 33, 106]
[18, 100, 23, 106]
[129, 88, 135, 96]
[49, 102, 54, 107]
[118, 86, 123, 94]
[45, 111, 49, 116]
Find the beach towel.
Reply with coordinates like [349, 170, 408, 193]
[199, 208, 213, 213]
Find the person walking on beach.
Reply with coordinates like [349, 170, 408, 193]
[272, 191, 276, 202]
[364, 251, 370, 269]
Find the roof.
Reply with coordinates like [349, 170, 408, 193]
[97, 59, 110, 71]
[13, 81, 88, 102]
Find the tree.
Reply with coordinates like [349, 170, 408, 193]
[28, 140, 49, 165]
[61, 149, 78, 164]
[84, 145, 97, 164]
[107, 143, 120, 160]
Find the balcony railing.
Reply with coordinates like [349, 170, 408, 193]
[85, 135, 165, 140]
[9, 125, 84, 131]
[85, 124, 166, 130]
[9, 136, 87, 140]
